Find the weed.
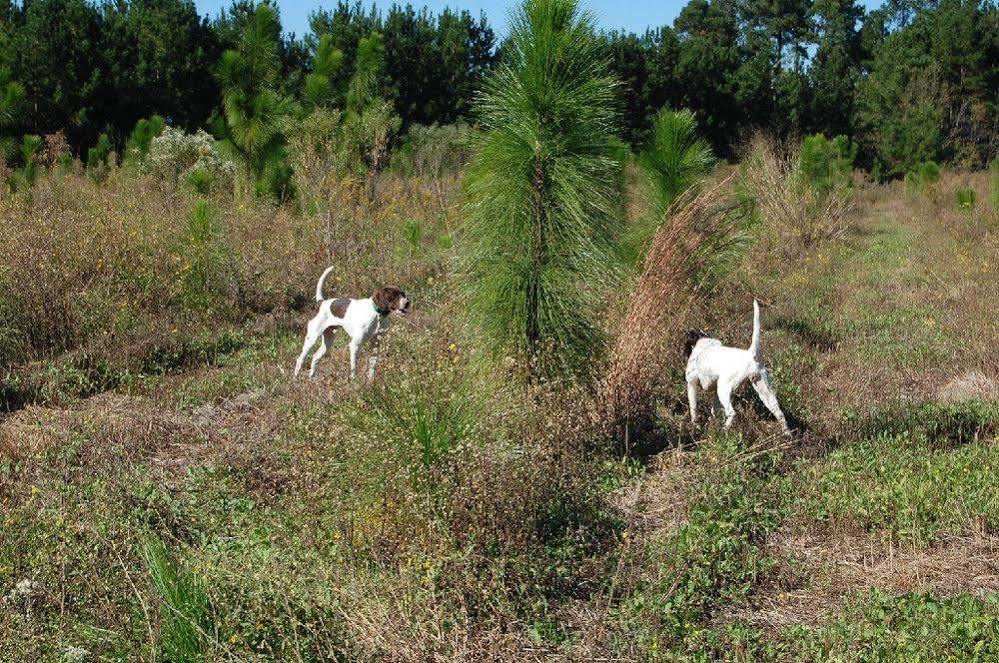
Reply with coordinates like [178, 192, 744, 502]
[143, 537, 214, 661]
[954, 188, 976, 210]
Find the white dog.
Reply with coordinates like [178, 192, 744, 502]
[294, 267, 411, 380]
[684, 300, 791, 435]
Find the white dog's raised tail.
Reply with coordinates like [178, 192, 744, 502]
[748, 299, 762, 360]
[315, 266, 335, 302]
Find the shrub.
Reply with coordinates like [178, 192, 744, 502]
[9, 134, 42, 189]
[143, 538, 213, 661]
[904, 160, 941, 195]
[148, 126, 236, 191]
[603, 175, 743, 440]
[463, 0, 623, 381]
[954, 188, 976, 211]
[177, 199, 234, 312]
[740, 134, 854, 252]
[640, 108, 715, 216]
[86, 132, 113, 177]
[623, 108, 715, 264]
[123, 115, 166, 166]
[799, 133, 855, 196]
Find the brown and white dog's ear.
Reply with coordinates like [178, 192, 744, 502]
[373, 286, 411, 315]
[373, 287, 393, 312]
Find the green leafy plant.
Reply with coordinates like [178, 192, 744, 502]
[178, 199, 233, 312]
[799, 133, 855, 196]
[462, 0, 622, 381]
[303, 33, 344, 109]
[640, 108, 715, 216]
[124, 115, 166, 166]
[214, 3, 295, 200]
[623, 108, 715, 264]
[0, 66, 25, 165]
[86, 132, 113, 177]
[10, 134, 42, 189]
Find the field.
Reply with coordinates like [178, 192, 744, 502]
[1, 158, 997, 662]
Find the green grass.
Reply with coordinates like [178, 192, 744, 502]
[787, 402, 999, 545]
[614, 433, 783, 657]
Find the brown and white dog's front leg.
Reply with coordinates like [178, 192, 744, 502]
[348, 338, 362, 380]
[367, 336, 380, 383]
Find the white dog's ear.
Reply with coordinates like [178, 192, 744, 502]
[683, 330, 707, 358]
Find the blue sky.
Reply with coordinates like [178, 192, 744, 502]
[194, 0, 729, 38]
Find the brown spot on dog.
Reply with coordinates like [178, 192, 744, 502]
[329, 298, 350, 318]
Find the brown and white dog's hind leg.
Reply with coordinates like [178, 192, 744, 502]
[295, 317, 324, 378]
[750, 369, 790, 435]
[309, 327, 336, 378]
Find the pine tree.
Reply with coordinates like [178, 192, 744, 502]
[463, 0, 623, 381]
[214, 1, 295, 199]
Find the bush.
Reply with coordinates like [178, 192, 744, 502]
[954, 188, 976, 211]
[904, 160, 941, 195]
[86, 132, 113, 177]
[143, 538, 213, 661]
[123, 115, 165, 166]
[799, 133, 855, 196]
[177, 199, 235, 312]
[740, 134, 854, 251]
[623, 108, 715, 265]
[148, 126, 236, 191]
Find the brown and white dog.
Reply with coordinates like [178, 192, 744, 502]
[683, 300, 791, 435]
[294, 266, 411, 380]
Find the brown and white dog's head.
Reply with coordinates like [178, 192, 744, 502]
[373, 286, 411, 317]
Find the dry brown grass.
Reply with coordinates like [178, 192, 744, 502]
[733, 527, 999, 630]
[740, 134, 855, 254]
[0, 166, 452, 412]
[601, 173, 741, 445]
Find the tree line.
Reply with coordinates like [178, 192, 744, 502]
[0, 0, 996, 180]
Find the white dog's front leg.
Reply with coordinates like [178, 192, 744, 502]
[687, 379, 699, 424]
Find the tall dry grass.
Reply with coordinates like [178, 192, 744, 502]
[740, 134, 855, 253]
[601, 174, 743, 445]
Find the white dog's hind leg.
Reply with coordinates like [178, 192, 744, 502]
[717, 382, 737, 430]
[751, 370, 791, 435]
[309, 328, 336, 378]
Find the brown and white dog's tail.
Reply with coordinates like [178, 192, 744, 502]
[748, 299, 762, 360]
[315, 266, 335, 302]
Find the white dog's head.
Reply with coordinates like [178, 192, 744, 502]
[682, 330, 710, 359]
